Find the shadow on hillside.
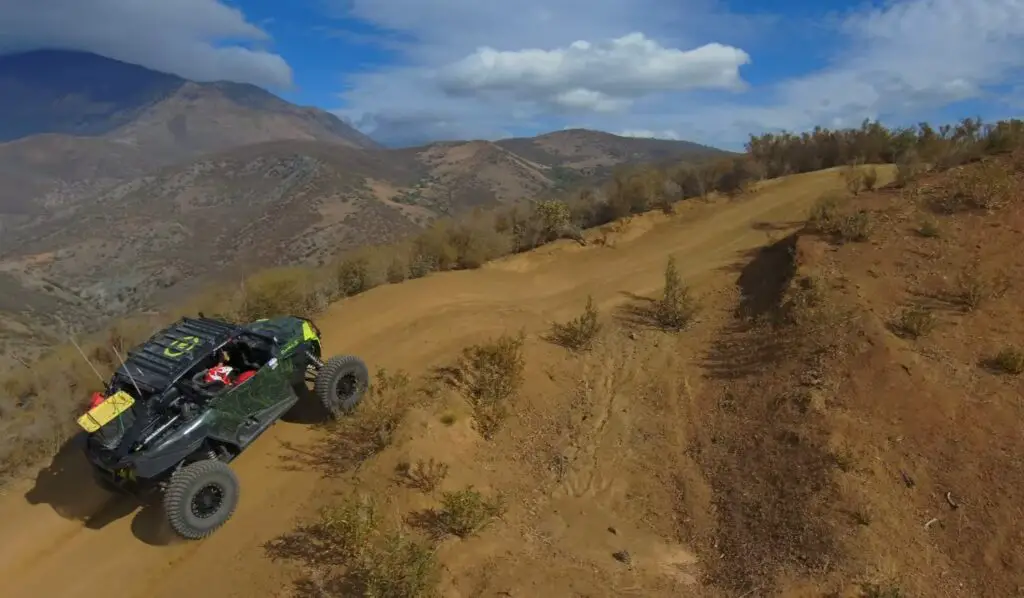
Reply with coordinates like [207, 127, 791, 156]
[23, 433, 179, 545]
[751, 219, 805, 233]
[614, 291, 663, 329]
[702, 234, 799, 380]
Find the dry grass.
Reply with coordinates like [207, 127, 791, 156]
[265, 495, 439, 598]
[546, 295, 601, 351]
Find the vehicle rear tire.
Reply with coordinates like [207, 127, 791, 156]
[314, 355, 369, 418]
[163, 459, 239, 540]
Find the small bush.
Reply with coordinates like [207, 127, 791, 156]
[842, 164, 865, 194]
[396, 458, 450, 493]
[336, 255, 376, 297]
[891, 307, 936, 339]
[837, 210, 874, 241]
[455, 333, 525, 439]
[984, 346, 1024, 375]
[548, 295, 601, 351]
[237, 267, 323, 321]
[653, 256, 699, 331]
[917, 218, 941, 238]
[894, 155, 925, 188]
[955, 269, 1008, 312]
[271, 495, 439, 597]
[317, 496, 383, 562]
[386, 256, 408, 284]
[862, 166, 879, 191]
[935, 162, 1015, 213]
[808, 193, 873, 242]
[808, 193, 843, 233]
[432, 487, 506, 538]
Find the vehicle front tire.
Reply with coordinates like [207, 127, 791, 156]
[163, 459, 239, 540]
[314, 355, 370, 418]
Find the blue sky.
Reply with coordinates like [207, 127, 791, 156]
[3, 0, 1023, 148]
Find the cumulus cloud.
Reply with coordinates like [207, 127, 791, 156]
[331, 0, 1024, 148]
[438, 33, 750, 108]
[0, 0, 292, 88]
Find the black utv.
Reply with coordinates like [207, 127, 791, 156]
[76, 315, 369, 539]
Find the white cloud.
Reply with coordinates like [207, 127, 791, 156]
[332, 0, 1024, 148]
[0, 0, 292, 89]
[619, 129, 683, 140]
[438, 33, 750, 106]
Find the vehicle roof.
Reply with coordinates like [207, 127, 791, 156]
[113, 317, 241, 393]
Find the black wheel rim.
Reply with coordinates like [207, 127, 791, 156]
[190, 483, 225, 519]
[335, 373, 359, 408]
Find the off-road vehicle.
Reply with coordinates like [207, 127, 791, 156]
[76, 315, 369, 539]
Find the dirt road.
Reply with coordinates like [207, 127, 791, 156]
[0, 168, 861, 598]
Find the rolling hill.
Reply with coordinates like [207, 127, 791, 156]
[0, 50, 729, 363]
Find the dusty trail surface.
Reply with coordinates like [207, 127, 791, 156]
[0, 169, 853, 597]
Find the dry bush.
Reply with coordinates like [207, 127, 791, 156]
[442, 333, 525, 439]
[890, 307, 937, 339]
[894, 153, 926, 188]
[447, 218, 513, 269]
[236, 267, 326, 321]
[335, 252, 381, 298]
[933, 161, 1015, 214]
[652, 256, 699, 331]
[427, 487, 506, 539]
[842, 164, 866, 194]
[395, 458, 450, 493]
[267, 495, 439, 597]
[808, 193, 873, 242]
[808, 192, 843, 232]
[547, 295, 601, 351]
[983, 346, 1024, 375]
[862, 166, 879, 190]
[955, 269, 1009, 312]
[284, 368, 413, 477]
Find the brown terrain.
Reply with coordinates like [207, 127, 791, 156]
[2, 152, 1022, 597]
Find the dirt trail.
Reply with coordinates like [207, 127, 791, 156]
[0, 168, 856, 598]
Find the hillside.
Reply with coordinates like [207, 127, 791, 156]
[0, 50, 380, 217]
[0, 166, 871, 597]
[2, 148, 1023, 596]
[0, 131, 725, 361]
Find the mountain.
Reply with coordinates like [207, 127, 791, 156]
[0, 51, 730, 361]
[0, 50, 379, 216]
